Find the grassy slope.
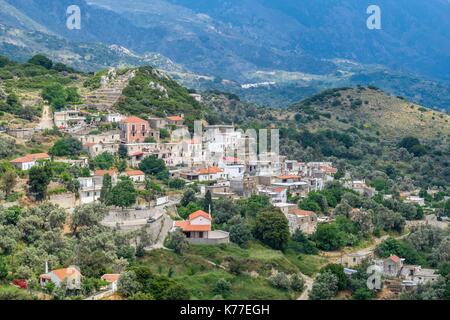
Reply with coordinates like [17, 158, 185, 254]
[139, 242, 326, 300]
[115, 66, 208, 126]
[291, 87, 450, 141]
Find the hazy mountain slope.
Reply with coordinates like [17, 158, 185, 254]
[0, 0, 50, 33]
[166, 0, 450, 81]
[4, 0, 450, 80]
[1, 0, 449, 110]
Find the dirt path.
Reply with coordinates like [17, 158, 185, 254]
[297, 274, 314, 300]
[37, 105, 53, 130]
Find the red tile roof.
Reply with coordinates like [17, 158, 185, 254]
[189, 210, 212, 221]
[197, 166, 223, 175]
[41, 266, 81, 281]
[389, 255, 401, 263]
[94, 169, 117, 176]
[101, 274, 120, 283]
[125, 169, 145, 176]
[130, 152, 144, 157]
[271, 187, 287, 193]
[174, 210, 212, 232]
[121, 116, 147, 124]
[167, 116, 183, 122]
[10, 153, 49, 164]
[83, 142, 97, 147]
[174, 220, 211, 232]
[291, 208, 316, 216]
[276, 175, 301, 180]
[320, 165, 338, 174]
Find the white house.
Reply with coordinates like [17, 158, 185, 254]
[258, 186, 287, 204]
[101, 274, 121, 292]
[218, 157, 245, 180]
[10, 153, 49, 170]
[123, 169, 146, 183]
[197, 166, 228, 181]
[105, 113, 124, 123]
[78, 177, 101, 204]
[174, 210, 229, 244]
[405, 196, 425, 207]
[40, 266, 82, 290]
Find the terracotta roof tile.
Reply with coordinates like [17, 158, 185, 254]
[197, 166, 223, 175]
[121, 116, 147, 124]
[291, 208, 316, 216]
[94, 169, 117, 176]
[125, 169, 145, 176]
[189, 210, 211, 221]
[10, 153, 49, 164]
[101, 274, 120, 283]
[175, 220, 211, 232]
[166, 116, 183, 121]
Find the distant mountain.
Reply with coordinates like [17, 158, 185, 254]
[1, 0, 449, 110]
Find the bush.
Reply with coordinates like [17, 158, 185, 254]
[213, 278, 232, 297]
[168, 178, 185, 189]
[49, 137, 83, 157]
[229, 222, 253, 247]
[269, 272, 290, 290]
[290, 274, 305, 292]
[165, 230, 189, 254]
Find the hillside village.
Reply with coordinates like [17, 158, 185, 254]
[0, 55, 450, 301]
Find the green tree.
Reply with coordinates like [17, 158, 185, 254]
[203, 190, 213, 213]
[165, 230, 189, 254]
[109, 178, 137, 209]
[118, 271, 142, 297]
[253, 209, 289, 251]
[92, 152, 115, 170]
[65, 87, 81, 104]
[70, 203, 108, 234]
[0, 257, 8, 280]
[352, 288, 373, 300]
[168, 178, 185, 189]
[313, 223, 345, 251]
[28, 164, 52, 201]
[118, 144, 128, 159]
[213, 278, 231, 297]
[299, 199, 321, 212]
[309, 271, 339, 300]
[319, 264, 349, 290]
[1, 170, 16, 198]
[28, 54, 53, 69]
[49, 137, 83, 157]
[0, 55, 10, 68]
[398, 136, 426, 156]
[444, 199, 450, 216]
[229, 222, 252, 247]
[139, 155, 167, 176]
[100, 174, 112, 205]
[42, 83, 66, 110]
[180, 188, 196, 207]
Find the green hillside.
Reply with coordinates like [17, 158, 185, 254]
[115, 66, 210, 127]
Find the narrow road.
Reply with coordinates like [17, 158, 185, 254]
[37, 105, 53, 130]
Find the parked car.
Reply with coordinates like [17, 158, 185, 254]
[147, 217, 156, 224]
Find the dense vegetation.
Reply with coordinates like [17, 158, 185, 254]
[115, 67, 209, 129]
